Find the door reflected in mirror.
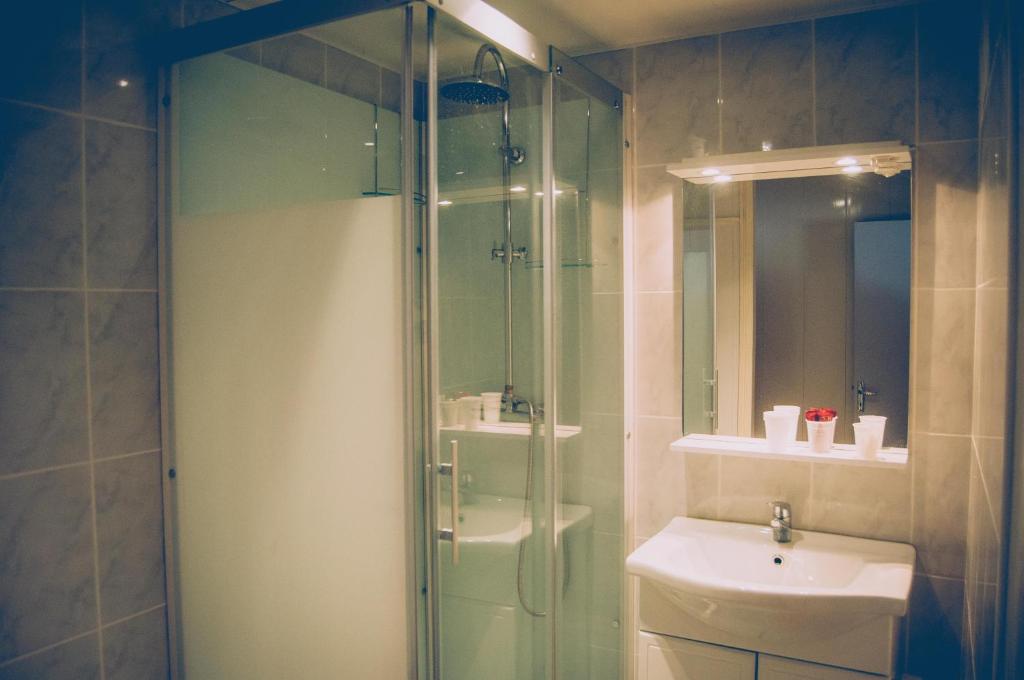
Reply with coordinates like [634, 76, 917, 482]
[682, 172, 911, 447]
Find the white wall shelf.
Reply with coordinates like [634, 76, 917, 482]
[670, 434, 907, 468]
[440, 422, 581, 440]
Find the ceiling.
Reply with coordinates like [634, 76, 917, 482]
[229, 0, 912, 58]
[468, 0, 910, 55]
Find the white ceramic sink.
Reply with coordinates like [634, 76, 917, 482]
[628, 517, 915, 640]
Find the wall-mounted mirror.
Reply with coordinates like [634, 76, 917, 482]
[675, 144, 912, 448]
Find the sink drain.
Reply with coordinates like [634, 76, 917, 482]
[771, 554, 784, 566]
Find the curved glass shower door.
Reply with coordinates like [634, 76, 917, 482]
[430, 12, 552, 680]
[166, 9, 417, 678]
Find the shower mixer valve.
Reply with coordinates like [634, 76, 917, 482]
[491, 243, 528, 262]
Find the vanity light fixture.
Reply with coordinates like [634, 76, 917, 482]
[438, 199, 453, 206]
[667, 141, 912, 184]
[510, 185, 526, 192]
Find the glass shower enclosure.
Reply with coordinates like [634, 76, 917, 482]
[159, 2, 625, 678]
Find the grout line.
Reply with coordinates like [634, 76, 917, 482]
[716, 34, 723, 154]
[810, 19, 817, 145]
[913, 5, 920, 147]
[0, 602, 168, 670]
[0, 97, 157, 133]
[0, 287, 158, 293]
[80, 11, 106, 670]
[94, 448, 162, 464]
[0, 460, 90, 482]
[0, 629, 97, 669]
[99, 602, 167, 631]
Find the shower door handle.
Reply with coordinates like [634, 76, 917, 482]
[438, 439, 460, 566]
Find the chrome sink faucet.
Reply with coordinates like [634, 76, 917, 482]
[769, 501, 792, 543]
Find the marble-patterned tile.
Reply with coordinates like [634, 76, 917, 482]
[918, 2, 980, 143]
[95, 452, 165, 623]
[635, 166, 682, 293]
[102, 606, 168, 680]
[83, 0, 179, 128]
[85, 121, 157, 290]
[0, 467, 96, 662]
[973, 436, 1005, 525]
[912, 434, 970, 578]
[83, 43, 157, 129]
[575, 49, 634, 94]
[325, 46, 380, 106]
[907, 576, 964, 680]
[913, 141, 978, 289]
[683, 452, 718, 520]
[0, 102, 83, 288]
[721, 22, 812, 153]
[718, 457, 811, 527]
[0, 633, 100, 680]
[808, 463, 911, 541]
[89, 293, 160, 458]
[635, 36, 718, 165]
[635, 416, 685, 538]
[0, 3, 82, 111]
[976, 133, 1010, 289]
[912, 289, 975, 435]
[814, 7, 915, 145]
[261, 33, 325, 87]
[636, 292, 681, 417]
[972, 287, 1009, 440]
[0, 292, 88, 476]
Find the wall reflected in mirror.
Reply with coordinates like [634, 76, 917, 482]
[682, 171, 911, 447]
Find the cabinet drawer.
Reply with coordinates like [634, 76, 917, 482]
[638, 631, 756, 680]
[758, 654, 884, 680]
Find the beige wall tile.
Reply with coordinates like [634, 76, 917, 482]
[635, 416, 685, 539]
[635, 167, 682, 293]
[971, 287, 1009, 439]
[635, 36, 719, 165]
[912, 434, 970, 578]
[914, 142, 978, 289]
[912, 289, 975, 435]
[636, 292, 682, 417]
[683, 452, 719, 520]
[814, 6, 916, 145]
[808, 464, 911, 541]
[718, 457, 811, 527]
[720, 22, 813, 153]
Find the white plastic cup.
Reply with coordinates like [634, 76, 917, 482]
[481, 392, 503, 424]
[859, 415, 887, 449]
[806, 418, 837, 453]
[853, 422, 880, 459]
[764, 411, 792, 452]
[440, 399, 460, 427]
[458, 396, 482, 430]
[773, 405, 801, 444]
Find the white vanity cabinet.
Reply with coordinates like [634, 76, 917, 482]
[638, 632, 755, 680]
[638, 632, 885, 680]
[758, 654, 882, 679]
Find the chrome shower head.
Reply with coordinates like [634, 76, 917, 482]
[440, 79, 509, 104]
[440, 43, 510, 105]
